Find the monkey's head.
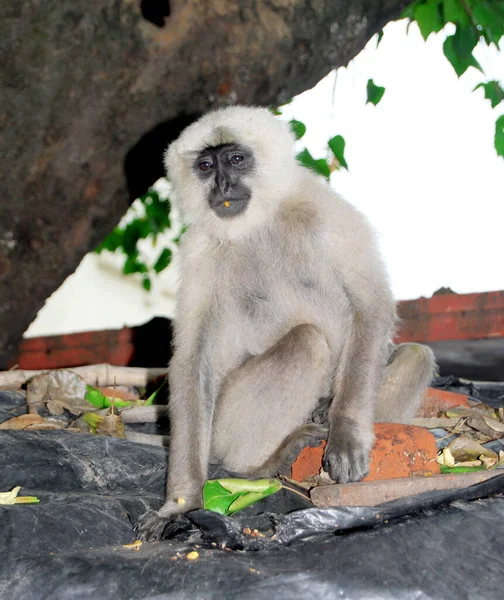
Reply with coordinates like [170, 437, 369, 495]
[165, 106, 299, 239]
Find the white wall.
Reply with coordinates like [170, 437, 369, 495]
[26, 20, 504, 338]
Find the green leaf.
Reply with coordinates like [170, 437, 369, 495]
[440, 464, 487, 474]
[495, 114, 504, 158]
[144, 379, 166, 406]
[85, 385, 132, 409]
[172, 225, 187, 245]
[474, 81, 504, 108]
[328, 135, 349, 170]
[153, 248, 172, 274]
[473, 1, 504, 45]
[366, 79, 386, 106]
[83, 412, 102, 434]
[121, 220, 151, 255]
[145, 197, 171, 231]
[142, 276, 152, 292]
[123, 254, 148, 275]
[296, 148, 331, 180]
[443, 26, 483, 76]
[376, 30, 384, 47]
[203, 478, 281, 515]
[85, 386, 109, 410]
[413, 1, 444, 40]
[443, 0, 470, 26]
[95, 228, 123, 254]
[289, 119, 307, 141]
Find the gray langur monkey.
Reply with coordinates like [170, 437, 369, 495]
[136, 106, 435, 541]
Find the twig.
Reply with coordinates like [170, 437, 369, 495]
[280, 484, 311, 502]
[125, 431, 170, 447]
[0, 364, 167, 390]
[121, 405, 169, 423]
[310, 470, 503, 507]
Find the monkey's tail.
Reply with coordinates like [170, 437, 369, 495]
[375, 343, 436, 424]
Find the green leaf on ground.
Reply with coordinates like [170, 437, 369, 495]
[144, 380, 166, 406]
[203, 478, 281, 515]
[85, 385, 132, 409]
[440, 464, 487, 474]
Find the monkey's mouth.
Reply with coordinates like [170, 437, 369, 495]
[209, 191, 250, 218]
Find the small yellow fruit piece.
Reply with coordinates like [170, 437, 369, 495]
[224, 201, 230, 207]
[123, 540, 143, 550]
[177, 497, 186, 506]
[186, 551, 199, 561]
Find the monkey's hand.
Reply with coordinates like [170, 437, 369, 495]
[135, 498, 198, 542]
[322, 417, 374, 483]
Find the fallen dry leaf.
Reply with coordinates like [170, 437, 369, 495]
[410, 417, 461, 430]
[0, 414, 45, 430]
[438, 435, 498, 467]
[27, 370, 89, 415]
[84, 411, 125, 438]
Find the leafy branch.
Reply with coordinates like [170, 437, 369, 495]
[401, 0, 504, 156]
[95, 188, 184, 291]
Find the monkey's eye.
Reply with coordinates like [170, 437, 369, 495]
[230, 154, 244, 165]
[199, 161, 213, 172]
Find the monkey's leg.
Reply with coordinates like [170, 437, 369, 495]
[212, 324, 332, 476]
[375, 343, 436, 423]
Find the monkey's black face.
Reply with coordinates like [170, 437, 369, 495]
[194, 144, 255, 218]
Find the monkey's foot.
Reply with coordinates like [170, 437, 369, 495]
[280, 423, 329, 469]
[252, 423, 329, 477]
[311, 397, 332, 424]
[322, 419, 374, 483]
[135, 508, 191, 542]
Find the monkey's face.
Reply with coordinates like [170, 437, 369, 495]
[194, 143, 255, 218]
[166, 106, 300, 238]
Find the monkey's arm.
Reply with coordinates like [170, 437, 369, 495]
[323, 314, 387, 483]
[135, 354, 213, 541]
[136, 237, 217, 541]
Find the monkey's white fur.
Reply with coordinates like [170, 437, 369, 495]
[136, 106, 435, 541]
[166, 106, 301, 240]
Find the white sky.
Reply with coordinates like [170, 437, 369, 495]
[280, 20, 504, 300]
[26, 19, 504, 337]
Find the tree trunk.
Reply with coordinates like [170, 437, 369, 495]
[0, 0, 411, 367]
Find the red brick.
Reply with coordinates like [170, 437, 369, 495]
[395, 290, 504, 343]
[417, 387, 470, 418]
[291, 423, 440, 483]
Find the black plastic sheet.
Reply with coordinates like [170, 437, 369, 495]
[1, 390, 504, 599]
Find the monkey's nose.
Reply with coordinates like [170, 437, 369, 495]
[216, 174, 231, 195]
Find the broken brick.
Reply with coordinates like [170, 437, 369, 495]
[417, 387, 470, 418]
[291, 423, 440, 483]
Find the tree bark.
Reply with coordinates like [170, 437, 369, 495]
[0, 0, 412, 367]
